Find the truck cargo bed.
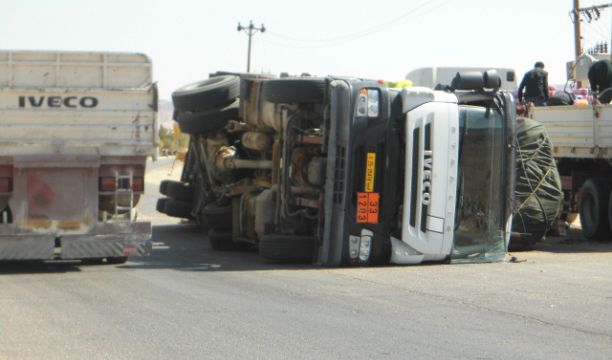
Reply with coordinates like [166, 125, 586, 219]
[529, 104, 612, 158]
[0, 50, 157, 157]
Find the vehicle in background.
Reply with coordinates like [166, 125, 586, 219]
[406, 66, 517, 91]
[160, 70, 516, 266]
[0, 50, 157, 263]
[528, 53, 612, 241]
[529, 99, 612, 241]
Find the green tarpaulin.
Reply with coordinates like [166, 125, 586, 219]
[511, 117, 563, 250]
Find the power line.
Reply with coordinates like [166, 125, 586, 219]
[266, 0, 446, 47]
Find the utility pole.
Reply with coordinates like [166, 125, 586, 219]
[237, 20, 266, 73]
[573, 0, 582, 59]
[571, 2, 612, 58]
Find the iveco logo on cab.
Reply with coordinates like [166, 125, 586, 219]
[18, 96, 99, 108]
[422, 150, 433, 206]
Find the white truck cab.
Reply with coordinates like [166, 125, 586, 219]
[389, 86, 513, 264]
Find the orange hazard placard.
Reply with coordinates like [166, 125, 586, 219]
[357, 192, 379, 224]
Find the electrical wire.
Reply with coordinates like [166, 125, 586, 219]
[268, 0, 436, 42]
[265, 0, 448, 49]
[580, 6, 611, 52]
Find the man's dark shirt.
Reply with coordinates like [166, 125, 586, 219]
[587, 59, 612, 93]
[518, 68, 548, 102]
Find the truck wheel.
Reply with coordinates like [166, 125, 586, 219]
[165, 181, 195, 202]
[579, 178, 611, 240]
[156, 198, 168, 213]
[159, 180, 176, 196]
[260, 79, 326, 104]
[208, 229, 246, 251]
[259, 234, 315, 263]
[176, 101, 239, 134]
[163, 198, 193, 219]
[172, 75, 239, 112]
[201, 203, 232, 230]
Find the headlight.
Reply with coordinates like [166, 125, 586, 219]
[349, 229, 374, 263]
[356, 89, 380, 118]
[358, 229, 374, 262]
[367, 90, 379, 117]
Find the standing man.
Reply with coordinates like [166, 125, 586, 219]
[518, 61, 549, 106]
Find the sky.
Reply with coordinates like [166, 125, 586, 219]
[1, 0, 611, 99]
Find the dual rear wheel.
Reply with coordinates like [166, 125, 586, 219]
[579, 178, 612, 240]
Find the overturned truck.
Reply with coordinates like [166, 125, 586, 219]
[159, 71, 517, 266]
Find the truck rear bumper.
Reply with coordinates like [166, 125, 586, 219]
[0, 222, 152, 260]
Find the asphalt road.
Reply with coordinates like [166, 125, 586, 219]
[0, 158, 611, 359]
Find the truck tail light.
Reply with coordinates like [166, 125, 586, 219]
[100, 176, 143, 192]
[0, 177, 12, 192]
[99, 177, 116, 192]
[132, 176, 144, 192]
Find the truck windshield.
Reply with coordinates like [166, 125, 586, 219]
[451, 105, 507, 262]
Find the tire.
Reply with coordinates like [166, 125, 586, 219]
[156, 198, 168, 213]
[163, 198, 193, 219]
[201, 203, 232, 230]
[208, 229, 246, 251]
[165, 181, 195, 202]
[172, 75, 239, 112]
[159, 180, 174, 196]
[176, 101, 239, 134]
[260, 79, 326, 104]
[579, 178, 611, 240]
[259, 234, 315, 263]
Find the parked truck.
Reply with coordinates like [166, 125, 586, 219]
[160, 70, 516, 266]
[0, 50, 157, 262]
[529, 100, 612, 240]
[524, 53, 612, 242]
